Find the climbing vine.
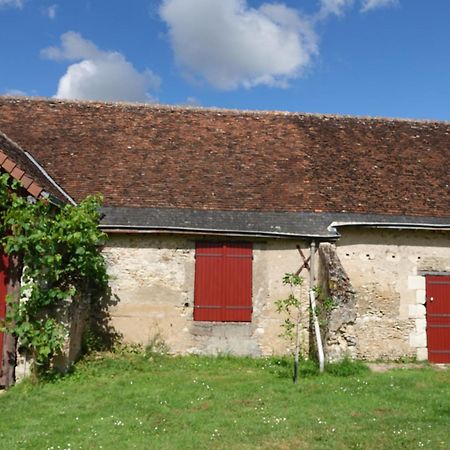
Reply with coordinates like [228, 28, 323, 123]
[0, 173, 108, 378]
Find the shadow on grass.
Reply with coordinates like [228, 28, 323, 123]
[268, 356, 369, 379]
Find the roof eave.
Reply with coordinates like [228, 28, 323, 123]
[99, 224, 338, 240]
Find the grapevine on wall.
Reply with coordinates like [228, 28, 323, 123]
[0, 173, 108, 381]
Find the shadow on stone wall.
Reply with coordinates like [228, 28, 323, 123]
[85, 285, 123, 353]
[52, 285, 122, 374]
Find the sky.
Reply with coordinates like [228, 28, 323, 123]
[0, 0, 449, 120]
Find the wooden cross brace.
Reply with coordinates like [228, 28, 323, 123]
[295, 244, 310, 276]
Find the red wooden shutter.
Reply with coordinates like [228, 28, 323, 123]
[194, 242, 252, 322]
[426, 275, 450, 363]
[0, 249, 8, 371]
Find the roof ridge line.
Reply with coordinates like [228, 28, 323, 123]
[1, 95, 449, 125]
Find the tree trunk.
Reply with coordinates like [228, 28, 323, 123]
[0, 254, 22, 389]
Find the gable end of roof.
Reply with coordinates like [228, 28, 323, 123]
[0, 131, 76, 205]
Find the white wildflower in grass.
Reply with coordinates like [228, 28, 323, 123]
[262, 416, 288, 425]
[210, 428, 220, 440]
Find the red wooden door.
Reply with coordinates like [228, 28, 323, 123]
[426, 275, 450, 363]
[0, 249, 8, 371]
[194, 242, 253, 322]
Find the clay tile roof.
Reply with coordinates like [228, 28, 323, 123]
[0, 96, 448, 219]
[0, 131, 68, 201]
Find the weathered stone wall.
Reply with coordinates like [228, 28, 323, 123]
[335, 228, 450, 361]
[318, 243, 357, 362]
[104, 235, 312, 357]
[103, 229, 450, 361]
[15, 294, 91, 381]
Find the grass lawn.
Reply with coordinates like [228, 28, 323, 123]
[0, 353, 449, 449]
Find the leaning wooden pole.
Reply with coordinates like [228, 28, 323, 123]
[0, 253, 22, 389]
[309, 241, 325, 373]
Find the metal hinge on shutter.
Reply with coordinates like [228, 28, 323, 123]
[194, 305, 221, 309]
[225, 306, 253, 310]
[195, 253, 223, 258]
[194, 305, 252, 310]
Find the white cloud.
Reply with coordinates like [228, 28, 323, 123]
[361, 0, 398, 12]
[185, 96, 200, 106]
[2, 89, 27, 96]
[41, 31, 101, 61]
[160, 0, 318, 90]
[318, 0, 354, 18]
[46, 4, 57, 19]
[42, 32, 160, 102]
[318, 0, 398, 18]
[0, 0, 24, 8]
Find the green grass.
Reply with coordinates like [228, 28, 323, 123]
[0, 354, 449, 450]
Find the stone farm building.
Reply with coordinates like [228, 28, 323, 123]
[0, 96, 449, 364]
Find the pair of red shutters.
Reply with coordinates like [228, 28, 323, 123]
[194, 242, 253, 322]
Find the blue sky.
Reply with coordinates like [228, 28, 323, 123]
[0, 0, 449, 120]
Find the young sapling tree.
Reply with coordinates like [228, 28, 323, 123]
[275, 273, 304, 384]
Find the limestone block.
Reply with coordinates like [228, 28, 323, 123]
[416, 347, 428, 361]
[415, 318, 426, 333]
[408, 276, 425, 290]
[409, 331, 426, 348]
[408, 304, 426, 319]
[415, 289, 426, 305]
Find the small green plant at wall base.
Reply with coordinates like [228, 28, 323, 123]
[275, 273, 304, 384]
[311, 285, 337, 326]
[0, 173, 108, 380]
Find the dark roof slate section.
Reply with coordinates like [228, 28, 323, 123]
[100, 207, 450, 238]
[0, 96, 448, 219]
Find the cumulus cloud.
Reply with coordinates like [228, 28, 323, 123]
[160, 0, 318, 90]
[42, 32, 101, 61]
[0, 0, 24, 8]
[41, 32, 160, 102]
[361, 0, 398, 12]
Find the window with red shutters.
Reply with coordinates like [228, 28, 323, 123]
[194, 242, 253, 322]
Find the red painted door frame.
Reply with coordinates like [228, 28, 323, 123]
[0, 248, 9, 371]
[426, 275, 450, 363]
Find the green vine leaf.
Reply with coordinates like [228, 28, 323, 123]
[0, 173, 108, 378]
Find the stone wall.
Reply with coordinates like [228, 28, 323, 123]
[335, 228, 450, 361]
[102, 229, 450, 361]
[318, 243, 357, 362]
[104, 235, 312, 357]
